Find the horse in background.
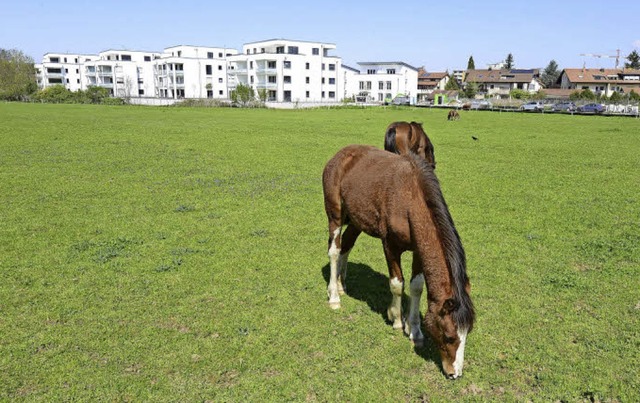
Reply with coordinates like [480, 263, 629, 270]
[447, 110, 460, 121]
[322, 145, 475, 379]
[384, 121, 436, 169]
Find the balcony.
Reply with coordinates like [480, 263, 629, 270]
[255, 82, 278, 89]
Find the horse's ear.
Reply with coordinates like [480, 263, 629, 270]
[441, 298, 459, 315]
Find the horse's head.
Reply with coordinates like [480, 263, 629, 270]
[409, 122, 436, 169]
[424, 297, 469, 379]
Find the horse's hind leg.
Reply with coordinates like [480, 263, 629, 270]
[383, 242, 404, 329]
[337, 225, 361, 295]
[327, 223, 342, 309]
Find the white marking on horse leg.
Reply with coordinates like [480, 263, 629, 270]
[405, 274, 424, 346]
[387, 277, 404, 329]
[337, 250, 350, 295]
[327, 228, 342, 309]
[452, 329, 468, 379]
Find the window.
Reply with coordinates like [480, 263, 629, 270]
[64, 57, 67, 63]
[288, 46, 298, 54]
[276, 46, 285, 54]
[207, 90, 213, 98]
[322, 78, 325, 84]
[76, 69, 79, 74]
[139, 89, 144, 95]
[175, 64, 184, 71]
[207, 52, 214, 59]
[65, 68, 68, 73]
[250, 76, 254, 84]
[284, 76, 292, 84]
[386, 81, 392, 90]
[206, 65, 212, 75]
[312, 48, 319, 55]
[387, 69, 396, 74]
[219, 90, 223, 95]
[50, 57, 59, 63]
[219, 53, 223, 57]
[322, 63, 325, 70]
[328, 64, 335, 71]
[284, 90, 291, 101]
[329, 91, 335, 98]
[322, 91, 325, 98]
[250, 61, 253, 69]
[47, 68, 62, 74]
[306, 77, 310, 84]
[305, 62, 310, 70]
[268, 61, 276, 69]
[367, 69, 376, 74]
[121, 54, 132, 61]
[177, 51, 182, 57]
[379, 81, 384, 90]
[306, 91, 310, 98]
[219, 78, 223, 83]
[48, 78, 62, 84]
[268, 76, 276, 83]
[66, 78, 69, 83]
[261, 48, 265, 53]
[284, 61, 291, 69]
[329, 78, 335, 85]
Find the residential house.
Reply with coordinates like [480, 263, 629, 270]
[353, 62, 419, 104]
[558, 68, 640, 97]
[226, 39, 342, 103]
[417, 69, 449, 103]
[464, 69, 543, 98]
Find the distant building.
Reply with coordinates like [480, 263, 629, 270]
[35, 53, 98, 92]
[83, 50, 160, 97]
[417, 69, 449, 103]
[226, 39, 342, 103]
[352, 62, 419, 103]
[559, 68, 640, 97]
[464, 69, 543, 97]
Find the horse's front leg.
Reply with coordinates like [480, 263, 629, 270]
[337, 225, 361, 295]
[405, 254, 425, 346]
[383, 242, 404, 329]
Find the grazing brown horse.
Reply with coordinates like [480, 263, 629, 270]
[384, 121, 435, 168]
[322, 145, 475, 379]
[447, 110, 460, 121]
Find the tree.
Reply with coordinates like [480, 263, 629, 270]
[540, 60, 560, 88]
[444, 76, 459, 90]
[580, 88, 596, 100]
[0, 48, 37, 100]
[463, 81, 478, 99]
[609, 91, 622, 103]
[466, 56, 475, 70]
[505, 53, 514, 69]
[230, 83, 254, 106]
[629, 90, 640, 101]
[625, 50, 640, 69]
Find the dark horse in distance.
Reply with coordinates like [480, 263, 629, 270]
[322, 145, 475, 379]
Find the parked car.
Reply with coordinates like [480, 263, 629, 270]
[578, 103, 605, 114]
[520, 101, 544, 111]
[469, 100, 492, 110]
[551, 101, 576, 112]
[391, 96, 411, 106]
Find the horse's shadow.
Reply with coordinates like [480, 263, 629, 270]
[321, 262, 441, 367]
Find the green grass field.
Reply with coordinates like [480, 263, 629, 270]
[1, 103, 638, 401]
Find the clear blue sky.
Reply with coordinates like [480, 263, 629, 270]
[3, 0, 639, 71]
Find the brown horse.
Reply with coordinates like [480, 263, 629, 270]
[384, 121, 436, 169]
[447, 110, 460, 121]
[322, 145, 475, 379]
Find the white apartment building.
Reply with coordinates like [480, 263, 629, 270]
[352, 62, 419, 104]
[227, 39, 343, 103]
[36, 53, 98, 91]
[154, 45, 238, 99]
[84, 50, 160, 97]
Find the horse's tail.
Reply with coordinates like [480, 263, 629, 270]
[410, 154, 475, 332]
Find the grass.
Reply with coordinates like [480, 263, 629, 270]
[0, 103, 638, 401]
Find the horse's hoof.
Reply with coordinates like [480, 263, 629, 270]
[329, 301, 341, 310]
[392, 320, 403, 330]
[412, 338, 424, 348]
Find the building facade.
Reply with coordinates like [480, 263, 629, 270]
[35, 53, 98, 92]
[226, 39, 342, 103]
[351, 62, 419, 104]
[559, 68, 640, 97]
[464, 69, 543, 97]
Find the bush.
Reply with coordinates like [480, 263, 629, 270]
[32, 85, 122, 105]
[509, 89, 530, 100]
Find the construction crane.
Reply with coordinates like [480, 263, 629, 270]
[580, 49, 622, 68]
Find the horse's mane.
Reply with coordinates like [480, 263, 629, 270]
[384, 124, 399, 154]
[408, 153, 475, 332]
